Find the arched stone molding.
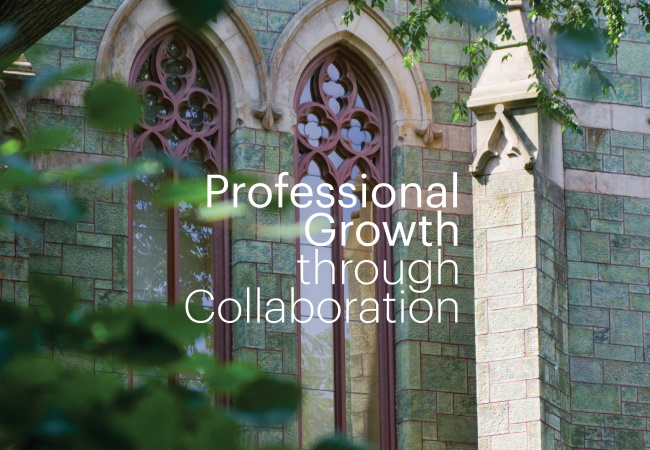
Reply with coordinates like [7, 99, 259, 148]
[268, 0, 433, 145]
[96, 0, 266, 129]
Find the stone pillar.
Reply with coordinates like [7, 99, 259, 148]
[468, 2, 570, 449]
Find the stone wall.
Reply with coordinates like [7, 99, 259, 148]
[11, 0, 478, 448]
[6, 0, 650, 449]
[560, 5, 650, 449]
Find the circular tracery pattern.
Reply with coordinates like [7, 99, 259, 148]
[129, 30, 227, 171]
[296, 51, 387, 186]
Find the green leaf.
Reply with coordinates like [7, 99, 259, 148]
[205, 362, 260, 394]
[0, 139, 20, 156]
[22, 126, 72, 154]
[84, 81, 141, 131]
[166, 0, 227, 29]
[430, 85, 442, 101]
[156, 179, 208, 206]
[231, 377, 301, 426]
[312, 436, 369, 450]
[198, 201, 246, 222]
[29, 273, 78, 323]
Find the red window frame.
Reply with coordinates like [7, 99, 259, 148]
[127, 26, 231, 363]
[294, 45, 396, 449]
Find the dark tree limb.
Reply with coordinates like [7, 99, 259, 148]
[0, 0, 91, 70]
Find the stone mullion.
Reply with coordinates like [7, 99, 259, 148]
[230, 127, 298, 447]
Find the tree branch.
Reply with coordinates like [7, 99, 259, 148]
[0, 0, 91, 70]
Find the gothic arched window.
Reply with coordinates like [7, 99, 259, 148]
[128, 28, 230, 366]
[295, 47, 395, 449]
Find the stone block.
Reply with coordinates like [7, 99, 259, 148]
[95, 203, 127, 236]
[615, 430, 644, 449]
[476, 331, 525, 362]
[30, 256, 61, 275]
[490, 433, 527, 449]
[572, 382, 621, 414]
[566, 192, 598, 210]
[258, 0, 299, 12]
[569, 325, 594, 357]
[65, 6, 115, 28]
[488, 306, 537, 333]
[484, 172, 534, 196]
[592, 281, 629, 309]
[44, 220, 75, 244]
[566, 209, 590, 231]
[610, 310, 643, 346]
[600, 264, 648, 285]
[475, 271, 523, 298]
[586, 128, 610, 154]
[611, 247, 640, 266]
[591, 219, 623, 234]
[0, 257, 28, 281]
[564, 151, 601, 171]
[422, 355, 467, 393]
[594, 343, 636, 361]
[437, 414, 477, 443]
[38, 26, 74, 47]
[96, 290, 127, 310]
[599, 196, 623, 221]
[397, 390, 437, 422]
[232, 240, 272, 264]
[604, 360, 650, 387]
[233, 144, 265, 171]
[624, 213, 650, 237]
[630, 293, 650, 311]
[491, 381, 527, 403]
[564, 129, 586, 151]
[594, 73, 641, 106]
[581, 232, 610, 263]
[568, 279, 591, 306]
[77, 232, 112, 248]
[624, 149, 650, 176]
[603, 155, 624, 173]
[570, 357, 603, 383]
[258, 350, 282, 373]
[477, 403, 508, 435]
[272, 243, 294, 275]
[487, 238, 536, 272]
[624, 197, 650, 215]
[396, 341, 421, 390]
[490, 357, 538, 383]
[568, 262, 599, 280]
[62, 245, 112, 279]
[509, 398, 541, 423]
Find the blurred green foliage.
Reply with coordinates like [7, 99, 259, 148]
[344, 0, 650, 133]
[0, 1, 363, 446]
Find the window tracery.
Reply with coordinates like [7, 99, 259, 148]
[129, 28, 230, 367]
[295, 47, 395, 449]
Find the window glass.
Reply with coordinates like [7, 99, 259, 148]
[296, 49, 389, 448]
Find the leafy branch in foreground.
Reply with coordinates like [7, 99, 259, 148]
[343, 0, 649, 133]
[0, 29, 361, 449]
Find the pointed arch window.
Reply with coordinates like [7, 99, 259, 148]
[295, 47, 395, 449]
[128, 28, 230, 366]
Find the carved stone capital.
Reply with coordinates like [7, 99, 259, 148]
[2, 54, 35, 89]
[254, 102, 283, 130]
[0, 80, 27, 141]
[415, 121, 443, 146]
[470, 104, 536, 176]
